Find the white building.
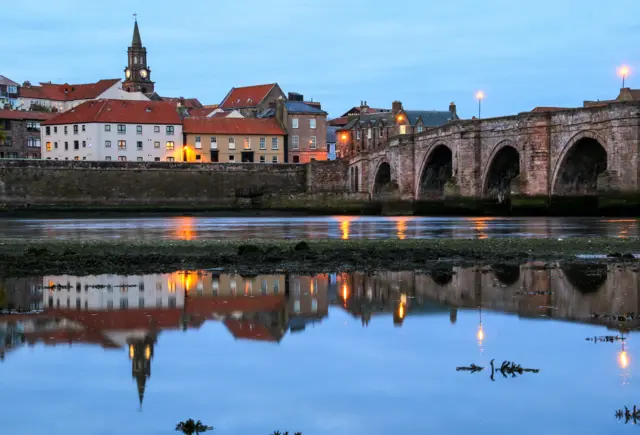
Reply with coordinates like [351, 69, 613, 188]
[41, 99, 184, 162]
[18, 79, 149, 113]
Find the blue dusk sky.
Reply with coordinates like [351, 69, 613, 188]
[2, 0, 639, 118]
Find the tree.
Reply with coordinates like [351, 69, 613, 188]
[175, 419, 213, 435]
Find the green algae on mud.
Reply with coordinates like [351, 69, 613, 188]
[0, 238, 638, 276]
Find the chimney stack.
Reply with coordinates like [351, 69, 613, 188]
[360, 100, 369, 114]
[449, 102, 458, 119]
[392, 101, 403, 115]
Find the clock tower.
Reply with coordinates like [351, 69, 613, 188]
[123, 18, 154, 94]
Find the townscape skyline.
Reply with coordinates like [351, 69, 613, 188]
[2, 0, 638, 118]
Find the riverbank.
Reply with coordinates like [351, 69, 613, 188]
[1, 238, 639, 276]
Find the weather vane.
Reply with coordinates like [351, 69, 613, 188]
[133, 13, 137, 21]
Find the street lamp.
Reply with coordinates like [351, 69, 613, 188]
[475, 91, 485, 119]
[617, 65, 630, 88]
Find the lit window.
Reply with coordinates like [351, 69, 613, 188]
[243, 137, 250, 150]
[154, 126, 160, 133]
[166, 126, 175, 135]
[271, 137, 278, 150]
[259, 137, 266, 149]
[154, 141, 160, 148]
[399, 125, 407, 135]
[105, 140, 111, 148]
[118, 140, 126, 150]
[45, 142, 52, 151]
[259, 155, 266, 163]
[105, 125, 111, 132]
[117, 125, 126, 134]
[291, 135, 299, 150]
[292, 118, 299, 129]
[136, 125, 142, 135]
[195, 136, 202, 149]
[211, 136, 217, 149]
[310, 136, 316, 149]
[310, 118, 316, 129]
[137, 141, 143, 150]
[228, 137, 236, 150]
[166, 141, 175, 150]
[118, 156, 126, 161]
[272, 156, 278, 163]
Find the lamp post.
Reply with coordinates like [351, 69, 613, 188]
[618, 65, 630, 88]
[475, 91, 485, 119]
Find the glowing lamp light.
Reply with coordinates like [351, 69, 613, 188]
[145, 345, 151, 360]
[129, 344, 135, 359]
[341, 133, 348, 141]
[396, 114, 405, 122]
[475, 91, 485, 101]
[619, 350, 630, 369]
[618, 65, 630, 78]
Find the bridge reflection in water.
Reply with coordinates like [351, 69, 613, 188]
[0, 263, 638, 404]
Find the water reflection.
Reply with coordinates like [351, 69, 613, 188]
[1, 263, 640, 432]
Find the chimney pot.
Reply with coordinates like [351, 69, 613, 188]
[392, 101, 403, 115]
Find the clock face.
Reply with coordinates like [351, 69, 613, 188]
[140, 69, 148, 79]
[125, 69, 131, 79]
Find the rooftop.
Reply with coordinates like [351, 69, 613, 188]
[20, 79, 121, 102]
[0, 75, 19, 87]
[220, 84, 277, 110]
[42, 99, 182, 125]
[0, 110, 56, 121]
[183, 117, 286, 135]
[161, 97, 203, 109]
[284, 101, 327, 115]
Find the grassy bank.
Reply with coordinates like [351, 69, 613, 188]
[0, 238, 638, 276]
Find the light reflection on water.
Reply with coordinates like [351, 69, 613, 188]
[0, 263, 639, 434]
[0, 215, 637, 241]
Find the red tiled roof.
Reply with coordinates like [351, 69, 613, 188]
[49, 308, 185, 331]
[328, 117, 349, 127]
[0, 110, 57, 121]
[42, 99, 182, 125]
[188, 107, 217, 117]
[161, 97, 203, 109]
[183, 117, 285, 135]
[20, 79, 120, 101]
[220, 84, 276, 110]
[223, 318, 280, 342]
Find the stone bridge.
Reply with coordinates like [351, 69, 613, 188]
[348, 102, 640, 200]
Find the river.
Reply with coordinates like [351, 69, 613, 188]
[0, 263, 638, 435]
[0, 216, 637, 240]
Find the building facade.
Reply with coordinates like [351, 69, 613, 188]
[219, 83, 286, 118]
[183, 117, 286, 163]
[41, 99, 183, 161]
[0, 76, 20, 109]
[122, 20, 155, 95]
[285, 100, 328, 163]
[0, 110, 55, 158]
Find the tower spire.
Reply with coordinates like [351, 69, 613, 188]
[132, 15, 142, 47]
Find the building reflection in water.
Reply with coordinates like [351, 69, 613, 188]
[465, 217, 495, 239]
[334, 216, 357, 240]
[1, 262, 639, 403]
[172, 216, 197, 240]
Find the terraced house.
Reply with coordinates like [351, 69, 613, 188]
[0, 110, 55, 159]
[182, 117, 286, 163]
[41, 99, 183, 161]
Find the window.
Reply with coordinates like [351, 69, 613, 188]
[82, 157, 87, 160]
[82, 141, 86, 148]
[154, 141, 160, 148]
[82, 125, 86, 132]
[136, 125, 142, 135]
[154, 157, 160, 161]
[105, 125, 111, 132]
[261, 280, 267, 294]
[54, 127, 57, 133]
[272, 156, 278, 163]
[54, 142, 58, 149]
[45, 126, 50, 135]
[291, 135, 299, 150]
[195, 136, 202, 149]
[293, 155, 300, 163]
[292, 118, 299, 129]
[7, 86, 17, 94]
[64, 142, 68, 150]
[105, 140, 111, 148]
[228, 155, 235, 162]
[117, 124, 126, 134]
[167, 157, 175, 162]
[310, 118, 316, 129]
[74, 140, 79, 150]
[243, 137, 250, 150]
[45, 142, 52, 151]
[417, 125, 424, 133]
[105, 156, 112, 161]
[73, 125, 78, 134]
[74, 156, 80, 161]
[273, 281, 280, 294]
[211, 137, 217, 149]
[310, 136, 317, 149]
[367, 128, 372, 139]
[26, 121, 40, 131]
[356, 129, 361, 139]
[228, 137, 236, 150]
[120, 298, 128, 309]
[195, 155, 201, 161]
[379, 127, 383, 138]
[27, 137, 40, 148]
[271, 137, 278, 150]
[166, 126, 174, 135]
[399, 125, 407, 134]
[118, 140, 126, 149]
[64, 126, 68, 135]
[154, 126, 160, 133]
[166, 141, 174, 150]
[137, 157, 143, 162]
[118, 156, 127, 161]
[259, 155, 266, 163]
[137, 141, 143, 150]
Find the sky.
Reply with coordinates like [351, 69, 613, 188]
[2, 0, 639, 119]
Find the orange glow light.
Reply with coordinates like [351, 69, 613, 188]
[396, 114, 404, 122]
[618, 65, 631, 78]
[619, 350, 630, 369]
[173, 216, 196, 241]
[129, 344, 134, 359]
[342, 283, 349, 300]
[477, 324, 485, 342]
[341, 133, 348, 141]
[398, 303, 405, 320]
[476, 91, 485, 101]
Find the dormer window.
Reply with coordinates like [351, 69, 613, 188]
[247, 98, 252, 103]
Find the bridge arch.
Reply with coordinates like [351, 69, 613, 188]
[417, 143, 453, 199]
[482, 140, 521, 198]
[551, 131, 608, 195]
[372, 159, 393, 196]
